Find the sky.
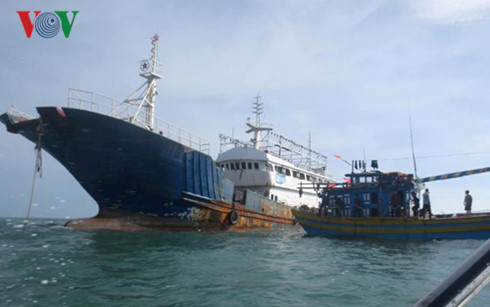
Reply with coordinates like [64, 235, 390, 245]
[0, 0, 490, 218]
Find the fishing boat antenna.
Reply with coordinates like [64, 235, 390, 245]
[308, 131, 312, 170]
[139, 34, 162, 130]
[409, 112, 418, 178]
[247, 95, 272, 149]
[119, 34, 163, 130]
[363, 148, 367, 172]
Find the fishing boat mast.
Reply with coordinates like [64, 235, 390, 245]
[246, 95, 272, 149]
[66, 35, 209, 153]
[138, 34, 162, 130]
[220, 96, 329, 174]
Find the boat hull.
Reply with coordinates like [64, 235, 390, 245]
[292, 210, 490, 240]
[1, 107, 295, 231]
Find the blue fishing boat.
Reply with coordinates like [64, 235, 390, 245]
[292, 165, 490, 239]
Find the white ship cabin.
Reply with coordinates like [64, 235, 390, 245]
[216, 147, 331, 208]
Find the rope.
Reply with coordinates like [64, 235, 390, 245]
[23, 121, 43, 230]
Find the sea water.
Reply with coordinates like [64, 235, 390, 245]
[0, 218, 488, 306]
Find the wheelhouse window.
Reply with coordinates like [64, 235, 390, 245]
[285, 169, 291, 176]
[299, 173, 305, 180]
[235, 162, 240, 170]
[254, 162, 259, 170]
[230, 163, 235, 170]
[241, 162, 247, 169]
[266, 163, 273, 172]
[248, 162, 252, 169]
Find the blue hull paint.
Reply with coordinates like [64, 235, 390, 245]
[301, 224, 490, 240]
[2, 107, 293, 230]
[293, 210, 490, 240]
[296, 216, 490, 231]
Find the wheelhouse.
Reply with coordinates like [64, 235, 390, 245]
[317, 171, 415, 217]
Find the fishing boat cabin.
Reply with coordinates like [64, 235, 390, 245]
[309, 170, 415, 218]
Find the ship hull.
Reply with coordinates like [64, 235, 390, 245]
[1, 107, 294, 231]
[292, 210, 490, 240]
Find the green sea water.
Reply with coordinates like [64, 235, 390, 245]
[0, 218, 488, 306]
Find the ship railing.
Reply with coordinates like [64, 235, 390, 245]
[67, 88, 210, 154]
[153, 118, 210, 154]
[6, 105, 34, 120]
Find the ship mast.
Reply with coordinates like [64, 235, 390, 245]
[139, 34, 162, 130]
[219, 96, 329, 175]
[121, 34, 163, 130]
[246, 95, 272, 149]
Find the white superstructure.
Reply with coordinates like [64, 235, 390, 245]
[216, 96, 334, 208]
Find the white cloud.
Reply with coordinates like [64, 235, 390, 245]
[411, 0, 490, 23]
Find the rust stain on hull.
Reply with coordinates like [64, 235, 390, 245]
[65, 205, 297, 232]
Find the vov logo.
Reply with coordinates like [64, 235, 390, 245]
[17, 11, 79, 38]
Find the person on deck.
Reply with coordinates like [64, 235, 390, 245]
[353, 193, 363, 217]
[411, 191, 420, 218]
[390, 191, 402, 217]
[464, 190, 472, 215]
[334, 196, 345, 217]
[421, 188, 432, 219]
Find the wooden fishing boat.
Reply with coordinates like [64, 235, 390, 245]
[292, 166, 490, 239]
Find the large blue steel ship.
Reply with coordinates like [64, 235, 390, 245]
[0, 35, 294, 231]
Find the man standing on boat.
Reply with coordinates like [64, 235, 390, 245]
[334, 196, 345, 217]
[390, 191, 402, 217]
[464, 190, 472, 215]
[411, 191, 420, 218]
[421, 189, 432, 219]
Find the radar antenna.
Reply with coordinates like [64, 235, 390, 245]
[246, 95, 272, 149]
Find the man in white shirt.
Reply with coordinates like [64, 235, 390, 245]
[422, 189, 432, 219]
